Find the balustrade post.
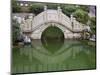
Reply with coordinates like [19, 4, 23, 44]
[57, 6, 62, 23]
[44, 5, 47, 23]
[44, 5, 47, 11]
[72, 17, 76, 39]
[73, 17, 76, 30]
[70, 14, 74, 30]
[28, 14, 34, 31]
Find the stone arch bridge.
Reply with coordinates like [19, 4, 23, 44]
[13, 6, 90, 39]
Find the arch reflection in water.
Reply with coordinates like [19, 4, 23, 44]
[12, 40, 96, 73]
[41, 26, 64, 53]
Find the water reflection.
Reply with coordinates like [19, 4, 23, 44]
[12, 40, 96, 73]
[19, 40, 91, 63]
[41, 38, 64, 53]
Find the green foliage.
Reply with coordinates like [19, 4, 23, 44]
[47, 3, 58, 9]
[12, 19, 20, 45]
[77, 5, 89, 12]
[89, 17, 96, 34]
[73, 9, 89, 24]
[12, 0, 21, 13]
[29, 3, 44, 15]
[61, 5, 77, 17]
[12, 1, 93, 26]
[29, 3, 91, 25]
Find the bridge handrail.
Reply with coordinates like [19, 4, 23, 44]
[21, 9, 88, 33]
[32, 10, 73, 31]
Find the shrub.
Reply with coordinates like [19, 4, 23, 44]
[47, 3, 58, 9]
[73, 9, 89, 24]
[12, 0, 21, 13]
[89, 17, 96, 34]
[29, 3, 44, 15]
[12, 19, 21, 45]
[61, 5, 77, 17]
[78, 5, 89, 12]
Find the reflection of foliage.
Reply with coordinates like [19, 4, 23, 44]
[29, 3, 44, 15]
[12, 0, 21, 13]
[89, 17, 96, 34]
[73, 9, 89, 24]
[12, 19, 20, 45]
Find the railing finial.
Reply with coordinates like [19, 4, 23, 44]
[58, 6, 62, 12]
[44, 5, 47, 11]
[70, 14, 73, 22]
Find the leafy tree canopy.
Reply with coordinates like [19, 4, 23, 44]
[12, 19, 20, 45]
[73, 9, 89, 24]
[29, 3, 44, 15]
[89, 17, 96, 34]
[61, 5, 77, 17]
[12, 0, 21, 13]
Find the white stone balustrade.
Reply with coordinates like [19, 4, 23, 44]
[13, 6, 89, 39]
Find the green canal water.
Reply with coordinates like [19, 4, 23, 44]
[12, 39, 96, 74]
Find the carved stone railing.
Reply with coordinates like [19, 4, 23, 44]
[20, 6, 88, 33]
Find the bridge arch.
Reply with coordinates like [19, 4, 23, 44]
[31, 22, 73, 39]
[41, 26, 65, 53]
[19, 6, 89, 39]
[41, 25, 65, 38]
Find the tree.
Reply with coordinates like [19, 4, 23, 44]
[29, 3, 44, 15]
[12, 0, 21, 13]
[61, 5, 77, 17]
[47, 3, 58, 9]
[89, 17, 96, 34]
[78, 5, 89, 12]
[73, 9, 89, 24]
[12, 19, 21, 45]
